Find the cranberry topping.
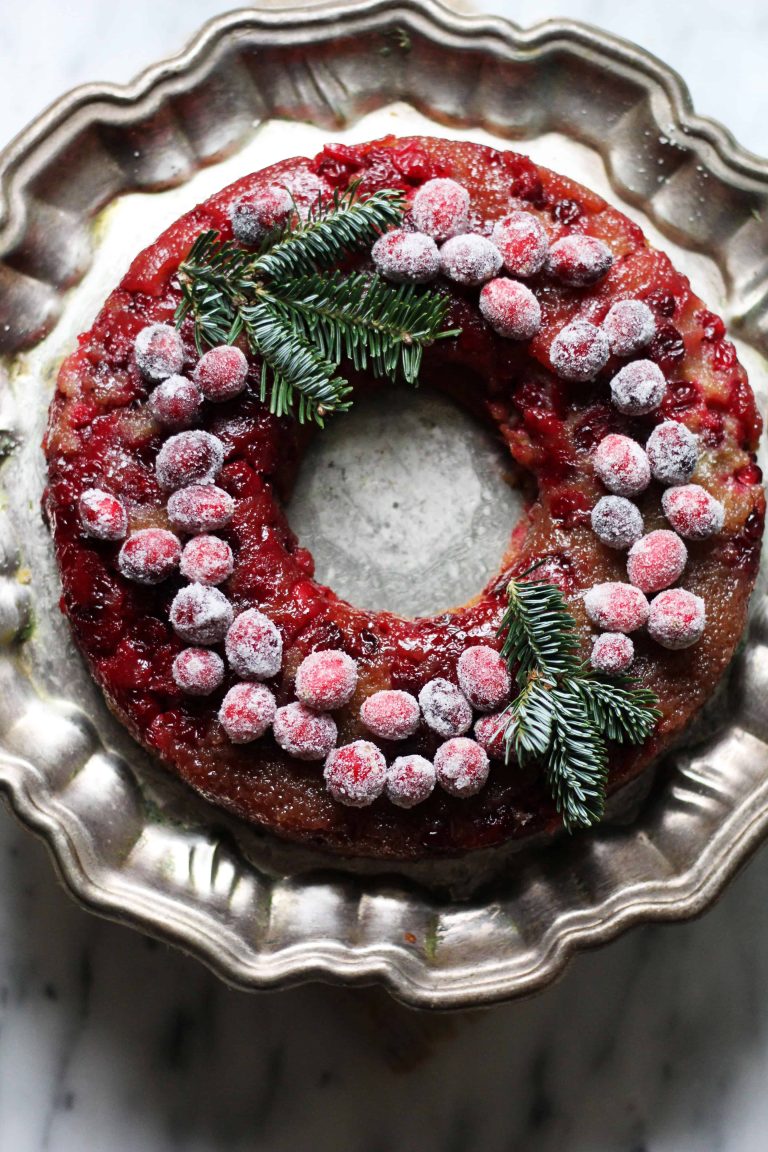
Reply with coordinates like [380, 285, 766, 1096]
[479, 278, 541, 340]
[229, 186, 293, 246]
[172, 647, 225, 696]
[591, 632, 635, 675]
[371, 229, 440, 284]
[550, 320, 610, 382]
[645, 421, 698, 485]
[155, 431, 225, 492]
[695, 309, 726, 342]
[193, 345, 249, 403]
[134, 323, 184, 383]
[411, 177, 469, 240]
[219, 682, 277, 743]
[602, 299, 656, 357]
[648, 323, 685, 373]
[662, 484, 724, 540]
[552, 198, 582, 225]
[439, 234, 503, 286]
[474, 712, 508, 760]
[179, 535, 234, 586]
[118, 529, 181, 585]
[78, 488, 128, 541]
[584, 582, 650, 633]
[456, 645, 511, 711]
[547, 235, 613, 286]
[434, 738, 490, 798]
[647, 588, 706, 650]
[627, 530, 687, 594]
[609, 360, 666, 415]
[167, 484, 235, 535]
[590, 495, 644, 550]
[294, 649, 358, 711]
[593, 434, 651, 496]
[490, 211, 549, 277]
[225, 609, 283, 679]
[418, 678, 473, 738]
[324, 741, 387, 807]
[149, 375, 202, 429]
[273, 702, 337, 761]
[169, 584, 233, 645]
[386, 755, 436, 808]
[360, 690, 420, 741]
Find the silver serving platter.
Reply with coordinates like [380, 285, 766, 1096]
[1, 0, 767, 1008]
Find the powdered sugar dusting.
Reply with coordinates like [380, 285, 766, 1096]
[294, 650, 358, 711]
[180, 535, 234, 586]
[172, 647, 225, 696]
[590, 632, 634, 675]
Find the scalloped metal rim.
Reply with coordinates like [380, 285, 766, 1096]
[1, 0, 767, 1008]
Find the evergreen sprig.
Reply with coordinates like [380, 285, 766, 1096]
[174, 185, 458, 425]
[498, 575, 661, 832]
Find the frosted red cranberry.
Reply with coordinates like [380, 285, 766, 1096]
[230, 185, 293, 246]
[79, 488, 128, 541]
[360, 690, 420, 741]
[646, 420, 698, 485]
[627, 530, 687, 594]
[134, 323, 184, 382]
[411, 177, 469, 240]
[434, 738, 490, 798]
[474, 712, 508, 759]
[602, 299, 656, 356]
[149, 375, 202, 429]
[324, 740, 387, 807]
[294, 649, 358, 711]
[479, 278, 541, 340]
[272, 702, 337, 761]
[193, 345, 249, 402]
[610, 360, 666, 416]
[155, 430, 224, 492]
[439, 234, 503, 286]
[418, 678, 473, 738]
[167, 484, 235, 534]
[371, 228, 440, 283]
[584, 582, 650, 633]
[491, 211, 548, 277]
[647, 588, 706, 650]
[225, 609, 283, 679]
[456, 645, 511, 711]
[550, 320, 610, 382]
[386, 755, 436, 808]
[590, 495, 643, 550]
[169, 584, 233, 645]
[219, 682, 277, 743]
[172, 647, 225, 696]
[590, 632, 634, 675]
[118, 529, 181, 585]
[547, 234, 614, 286]
[593, 434, 651, 496]
[180, 535, 234, 585]
[662, 484, 725, 540]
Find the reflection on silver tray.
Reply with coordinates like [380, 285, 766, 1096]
[0, 0, 767, 1008]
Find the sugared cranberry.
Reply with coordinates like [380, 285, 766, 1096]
[590, 495, 643, 550]
[648, 323, 686, 373]
[411, 177, 469, 240]
[593, 434, 651, 496]
[610, 360, 666, 416]
[490, 211, 549, 277]
[294, 649, 358, 711]
[180, 535, 234, 586]
[225, 609, 283, 679]
[479, 278, 541, 340]
[647, 588, 706, 649]
[219, 682, 277, 743]
[167, 484, 235, 534]
[118, 529, 181, 585]
[590, 632, 634, 675]
[134, 323, 184, 383]
[193, 345, 248, 402]
[273, 701, 337, 761]
[550, 320, 610, 382]
[434, 737, 490, 798]
[323, 740, 387, 807]
[662, 484, 725, 540]
[371, 229, 440, 283]
[439, 234, 502, 286]
[79, 488, 128, 541]
[169, 584, 233, 645]
[602, 299, 656, 357]
[627, 530, 687, 594]
[474, 711, 508, 760]
[584, 582, 650, 633]
[155, 430, 224, 492]
[229, 186, 293, 246]
[360, 690, 420, 741]
[418, 678, 473, 738]
[456, 645, 511, 711]
[149, 375, 202, 429]
[546, 235, 613, 286]
[172, 647, 225, 696]
[645, 420, 698, 485]
[386, 755, 436, 808]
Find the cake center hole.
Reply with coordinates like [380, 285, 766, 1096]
[286, 388, 525, 617]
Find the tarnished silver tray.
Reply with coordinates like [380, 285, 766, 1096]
[1, 0, 767, 1008]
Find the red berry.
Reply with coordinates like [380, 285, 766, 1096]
[627, 530, 687, 594]
[193, 345, 248, 402]
[360, 690, 420, 741]
[324, 740, 387, 807]
[439, 234, 502, 286]
[434, 738, 490, 798]
[219, 682, 277, 743]
[456, 645, 511, 711]
[602, 300, 656, 356]
[149, 375, 202, 429]
[491, 211, 548, 277]
[590, 633, 634, 675]
[609, 360, 666, 416]
[645, 421, 698, 485]
[479, 278, 541, 340]
[180, 535, 234, 585]
[225, 609, 283, 679]
[386, 755, 436, 808]
[647, 588, 706, 649]
[411, 177, 469, 240]
[418, 678, 472, 738]
[294, 649, 358, 711]
[118, 529, 181, 585]
[550, 320, 610, 382]
[134, 323, 184, 382]
[547, 234, 613, 286]
[230, 186, 293, 246]
[155, 430, 224, 492]
[167, 484, 235, 534]
[371, 229, 440, 283]
[474, 712, 508, 759]
[661, 484, 724, 540]
[172, 647, 225, 696]
[584, 582, 650, 633]
[169, 584, 233, 645]
[590, 495, 643, 550]
[79, 488, 128, 541]
[273, 701, 337, 761]
[593, 434, 651, 496]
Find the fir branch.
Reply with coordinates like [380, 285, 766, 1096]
[545, 687, 608, 832]
[499, 577, 581, 687]
[568, 676, 661, 745]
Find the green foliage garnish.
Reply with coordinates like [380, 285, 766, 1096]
[174, 184, 459, 426]
[498, 574, 661, 832]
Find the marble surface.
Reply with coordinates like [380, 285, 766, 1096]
[2, 3, 768, 1150]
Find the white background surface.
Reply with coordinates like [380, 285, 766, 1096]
[2, 3, 768, 1151]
